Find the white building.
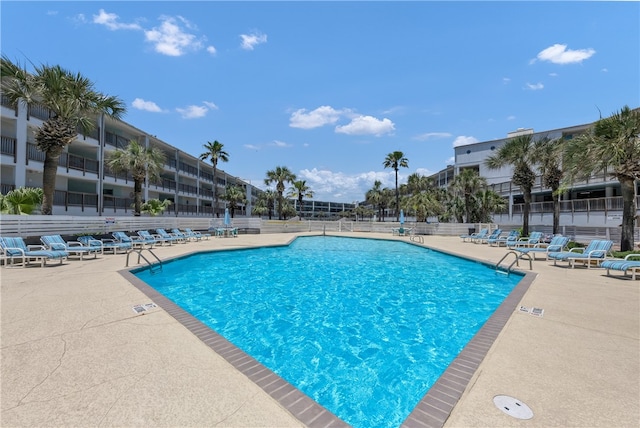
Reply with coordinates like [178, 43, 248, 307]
[1, 95, 259, 217]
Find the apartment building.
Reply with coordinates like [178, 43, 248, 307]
[0, 95, 259, 217]
[447, 120, 640, 229]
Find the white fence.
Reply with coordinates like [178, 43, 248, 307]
[0, 215, 636, 247]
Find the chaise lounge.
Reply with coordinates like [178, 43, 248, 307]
[548, 239, 614, 269]
[514, 235, 569, 260]
[40, 234, 99, 260]
[600, 254, 640, 280]
[0, 236, 68, 268]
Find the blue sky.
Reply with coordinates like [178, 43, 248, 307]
[3, 1, 639, 203]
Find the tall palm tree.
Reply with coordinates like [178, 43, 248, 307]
[563, 106, 640, 251]
[486, 134, 537, 236]
[222, 185, 247, 217]
[475, 189, 507, 223]
[254, 189, 277, 219]
[405, 173, 433, 195]
[264, 166, 296, 220]
[287, 180, 314, 218]
[0, 56, 126, 215]
[383, 151, 409, 221]
[450, 169, 486, 223]
[199, 140, 229, 217]
[106, 140, 166, 216]
[365, 180, 384, 221]
[533, 136, 565, 234]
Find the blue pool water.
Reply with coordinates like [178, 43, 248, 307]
[134, 236, 521, 427]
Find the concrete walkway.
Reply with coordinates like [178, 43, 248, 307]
[1, 233, 638, 427]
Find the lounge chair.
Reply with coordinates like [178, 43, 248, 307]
[184, 228, 211, 240]
[600, 254, 640, 280]
[112, 231, 155, 249]
[156, 228, 187, 244]
[138, 230, 172, 246]
[548, 239, 614, 269]
[514, 235, 569, 260]
[40, 234, 99, 260]
[482, 229, 503, 245]
[0, 236, 68, 268]
[489, 230, 520, 247]
[512, 231, 544, 248]
[460, 228, 488, 243]
[171, 228, 195, 242]
[77, 235, 132, 254]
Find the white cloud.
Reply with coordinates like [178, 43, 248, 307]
[145, 16, 203, 56]
[240, 31, 267, 50]
[601, 68, 608, 73]
[244, 144, 260, 150]
[507, 115, 516, 121]
[525, 82, 544, 90]
[271, 140, 291, 148]
[176, 105, 208, 119]
[206, 46, 217, 55]
[446, 156, 455, 165]
[132, 98, 163, 112]
[289, 106, 344, 129]
[335, 115, 395, 136]
[452, 136, 479, 147]
[203, 101, 218, 110]
[415, 167, 433, 176]
[535, 43, 595, 65]
[298, 168, 397, 202]
[93, 9, 141, 31]
[549, 72, 558, 77]
[503, 77, 511, 84]
[413, 132, 452, 141]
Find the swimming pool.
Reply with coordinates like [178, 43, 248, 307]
[133, 236, 522, 427]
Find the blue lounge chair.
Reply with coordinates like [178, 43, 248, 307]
[473, 229, 502, 244]
[514, 235, 569, 260]
[77, 235, 132, 254]
[41, 234, 99, 260]
[113, 231, 155, 249]
[548, 239, 614, 269]
[156, 228, 187, 244]
[138, 230, 171, 246]
[460, 228, 488, 243]
[600, 254, 640, 280]
[184, 228, 210, 240]
[171, 228, 195, 242]
[513, 231, 544, 248]
[0, 236, 68, 268]
[489, 229, 520, 247]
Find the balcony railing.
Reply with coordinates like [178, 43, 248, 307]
[178, 161, 198, 176]
[53, 190, 99, 212]
[26, 143, 99, 175]
[512, 196, 639, 214]
[178, 183, 198, 195]
[150, 177, 177, 191]
[1, 135, 17, 162]
[1, 183, 16, 194]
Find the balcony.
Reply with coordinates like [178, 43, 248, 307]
[53, 190, 99, 212]
[1, 135, 16, 162]
[512, 195, 639, 214]
[178, 161, 198, 176]
[26, 143, 99, 175]
[178, 183, 198, 195]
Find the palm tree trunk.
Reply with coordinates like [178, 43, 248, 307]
[552, 188, 561, 235]
[395, 169, 399, 221]
[522, 187, 531, 236]
[41, 150, 63, 215]
[213, 165, 218, 217]
[619, 177, 636, 251]
[133, 179, 143, 216]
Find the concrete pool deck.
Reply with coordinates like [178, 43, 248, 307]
[1, 233, 638, 427]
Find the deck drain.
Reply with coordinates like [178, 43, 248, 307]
[493, 395, 533, 420]
[132, 303, 157, 314]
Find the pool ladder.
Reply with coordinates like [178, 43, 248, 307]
[495, 251, 532, 275]
[125, 248, 163, 273]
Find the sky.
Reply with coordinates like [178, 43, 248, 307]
[2, 1, 639, 203]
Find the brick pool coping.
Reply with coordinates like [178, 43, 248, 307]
[119, 243, 535, 428]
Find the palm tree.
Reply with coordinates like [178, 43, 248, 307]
[140, 199, 172, 216]
[253, 189, 277, 219]
[222, 185, 247, 217]
[365, 180, 384, 221]
[533, 136, 565, 234]
[287, 180, 314, 218]
[0, 187, 44, 214]
[199, 140, 229, 217]
[563, 106, 640, 251]
[264, 166, 296, 220]
[0, 56, 126, 215]
[383, 151, 409, 221]
[475, 189, 507, 223]
[450, 169, 486, 223]
[486, 134, 537, 236]
[105, 140, 166, 216]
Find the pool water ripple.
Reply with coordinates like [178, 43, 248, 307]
[134, 236, 521, 428]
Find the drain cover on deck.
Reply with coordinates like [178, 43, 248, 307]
[493, 395, 533, 419]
